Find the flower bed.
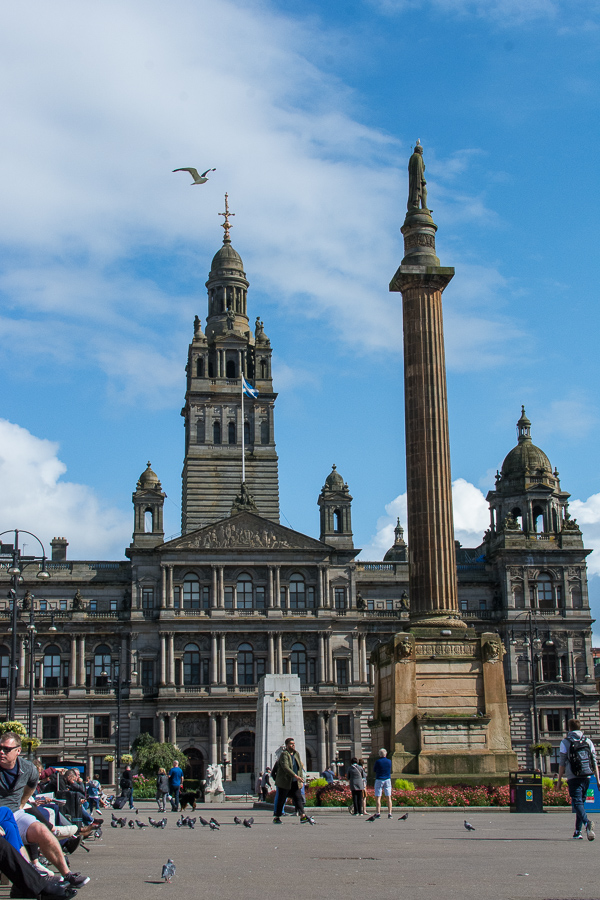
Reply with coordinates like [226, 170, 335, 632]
[266, 781, 570, 808]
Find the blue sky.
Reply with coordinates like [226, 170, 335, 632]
[1, 0, 600, 629]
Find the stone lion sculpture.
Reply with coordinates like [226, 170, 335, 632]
[205, 763, 224, 794]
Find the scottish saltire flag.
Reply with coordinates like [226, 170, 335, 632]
[242, 375, 259, 399]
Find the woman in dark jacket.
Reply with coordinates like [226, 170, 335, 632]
[346, 758, 366, 815]
[156, 768, 169, 812]
[119, 766, 135, 810]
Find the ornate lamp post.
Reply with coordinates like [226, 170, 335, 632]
[101, 652, 138, 786]
[510, 610, 555, 770]
[1, 530, 50, 720]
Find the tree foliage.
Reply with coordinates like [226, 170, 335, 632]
[132, 733, 182, 777]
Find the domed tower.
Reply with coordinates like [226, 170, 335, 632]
[181, 195, 279, 532]
[318, 464, 353, 549]
[384, 519, 407, 562]
[487, 407, 570, 535]
[131, 462, 166, 549]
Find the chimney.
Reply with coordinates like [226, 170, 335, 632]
[50, 537, 68, 562]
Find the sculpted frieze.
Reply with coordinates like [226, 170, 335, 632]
[415, 642, 476, 657]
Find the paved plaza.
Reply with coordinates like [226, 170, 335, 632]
[52, 801, 600, 900]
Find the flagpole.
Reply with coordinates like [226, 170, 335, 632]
[241, 375, 245, 484]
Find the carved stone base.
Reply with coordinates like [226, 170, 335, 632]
[409, 611, 467, 629]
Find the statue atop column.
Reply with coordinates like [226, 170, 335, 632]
[407, 140, 428, 211]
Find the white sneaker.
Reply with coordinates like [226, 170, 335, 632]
[33, 860, 54, 877]
[53, 825, 78, 839]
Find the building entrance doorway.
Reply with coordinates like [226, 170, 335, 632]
[231, 731, 255, 780]
[184, 747, 204, 781]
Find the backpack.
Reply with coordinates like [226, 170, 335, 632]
[270, 760, 279, 780]
[568, 735, 594, 776]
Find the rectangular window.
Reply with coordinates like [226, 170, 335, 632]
[110, 599, 117, 611]
[173, 586, 181, 609]
[62, 661, 69, 688]
[202, 658, 210, 685]
[142, 587, 154, 610]
[42, 716, 59, 741]
[139, 717, 154, 738]
[280, 587, 286, 607]
[460, 600, 468, 611]
[93, 755, 110, 783]
[335, 659, 348, 685]
[59, 600, 67, 611]
[202, 586, 210, 609]
[385, 599, 393, 611]
[255, 586, 266, 609]
[224, 587, 234, 609]
[85, 660, 91, 687]
[337, 715, 351, 736]
[256, 658, 266, 680]
[94, 715, 110, 740]
[544, 709, 562, 733]
[89, 600, 97, 612]
[367, 599, 374, 611]
[141, 660, 154, 688]
[479, 600, 487, 611]
[308, 658, 316, 684]
[334, 588, 346, 610]
[307, 586, 315, 608]
[39, 600, 47, 612]
[226, 659, 235, 685]
[175, 658, 182, 686]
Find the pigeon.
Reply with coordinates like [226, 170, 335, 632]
[464, 820, 476, 831]
[110, 820, 118, 829]
[173, 167, 216, 185]
[210, 817, 220, 828]
[209, 821, 219, 831]
[94, 826, 102, 840]
[398, 813, 409, 821]
[243, 818, 253, 828]
[128, 820, 135, 829]
[199, 816, 210, 827]
[234, 817, 242, 825]
[176, 815, 185, 828]
[187, 818, 196, 829]
[149, 817, 165, 828]
[160, 818, 167, 829]
[161, 859, 176, 883]
[118, 818, 127, 828]
[136, 820, 148, 829]
[366, 814, 378, 822]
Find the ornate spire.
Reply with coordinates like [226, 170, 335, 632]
[219, 193, 235, 244]
[517, 405, 532, 444]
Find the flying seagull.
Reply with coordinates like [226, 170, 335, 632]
[161, 859, 176, 883]
[173, 167, 216, 185]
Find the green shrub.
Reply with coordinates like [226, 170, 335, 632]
[394, 778, 415, 791]
[309, 778, 328, 788]
[542, 777, 555, 792]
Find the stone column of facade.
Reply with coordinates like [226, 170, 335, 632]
[159, 634, 167, 687]
[318, 634, 326, 684]
[267, 566, 274, 608]
[219, 634, 226, 684]
[317, 566, 324, 608]
[77, 636, 86, 686]
[323, 568, 330, 608]
[351, 633, 359, 684]
[352, 709, 363, 759]
[157, 713, 165, 743]
[523, 570, 530, 610]
[221, 712, 229, 766]
[161, 566, 167, 609]
[169, 713, 177, 745]
[274, 567, 281, 608]
[167, 633, 175, 685]
[563, 569, 571, 609]
[211, 633, 218, 683]
[347, 566, 356, 609]
[328, 709, 338, 766]
[389, 174, 460, 625]
[276, 634, 283, 674]
[218, 567, 225, 609]
[209, 712, 218, 764]
[360, 634, 368, 684]
[38, 661, 44, 691]
[317, 712, 327, 773]
[87, 754, 94, 777]
[211, 567, 218, 609]
[326, 635, 333, 684]
[69, 636, 77, 688]
[167, 566, 174, 608]
[268, 633, 275, 673]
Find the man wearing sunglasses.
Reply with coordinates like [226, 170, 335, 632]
[0, 734, 89, 889]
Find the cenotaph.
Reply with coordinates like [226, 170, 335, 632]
[255, 674, 306, 773]
[369, 142, 517, 784]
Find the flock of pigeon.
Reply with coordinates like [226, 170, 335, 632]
[110, 812, 254, 831]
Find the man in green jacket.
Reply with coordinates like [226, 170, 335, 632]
[273, 738, 314, 825]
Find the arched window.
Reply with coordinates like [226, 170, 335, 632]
[532, 505, 544, 533]
[43, 644, 62, 689]
[94, 644, 112, 686]
[0, 646, 9, 689]
[536, 574, 554, 610]
[511, 507, 523, 529]
[334, 510, 342, 533]
[244, 421, 251, 444]
[236, 574, 253, 610]
[226, 359, 236, 379]
[260, 359, 267, 378]
[542, 649, 558, 681]
[238, 643, 254, 685]
[213, 421, 221, 444]
[196, 357, 204, 378]
[289, 574, 306, 610]
[196, 419, 205, 443]
[144, 508, 153, 533]
[183, 574, 200, 610]
[290, 642, 307, 684]
[184, 643, 201, 685]
[228, 422, 236, 445]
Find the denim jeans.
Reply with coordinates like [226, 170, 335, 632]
[567, 776, 590, 832]
[170, 786, 181, 811]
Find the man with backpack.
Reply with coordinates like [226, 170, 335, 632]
[557, 718, 600, 840]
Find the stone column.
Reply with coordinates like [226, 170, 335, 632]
[211, 633, 218, 684]
[221, 712, 229, 765]
[219, 634, 226, 684]
[38, 661, 44, 691]
[169, 713, 177, 745]
[209, 712, 218, 764]
[77, 637, 86, 686]
[274, 568, 281, 608]
[326, 635, 333, 684]
[351, 633, 359, 684]
[317, 566, 324, 608]
[390, 194, 458, 624]
[267, 566, 274, 608]
[161, 566, 167, 609]
[317, 712, 327, 773]
[319, 633, 326, 684]
[167, 633, 175, 685]
[268, 633, 275, 673]
[360, 635, 368, 684]
[328, 709, 337, 765]
[87, 754, 94, 777]
[352, 709, 362, 759]
[218, 568, 225, 609]
[276, 634, 283, 674]
[167, 566, 174, 608]
[211, 567, 218, 609]
[523, 570, 531, 609]
[159, 634, 167, 687]
[323, 568, 330, 608]
[18, 638, 26, 689]
[69, 636, 77, 688]
[157, 714, 165, 743]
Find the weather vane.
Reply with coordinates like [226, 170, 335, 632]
[219, 193, 235, 243]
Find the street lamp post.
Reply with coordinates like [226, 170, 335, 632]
[510, 610, 555, 771]
[1, 530, 50, 721]
[101, 653, 138, 788]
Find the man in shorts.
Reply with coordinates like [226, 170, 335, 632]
[0, 733, 89, 888]
[373, 748, 393, 819]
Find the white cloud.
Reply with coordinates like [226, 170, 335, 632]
[570, 494, 600, 576]
[0, 419, 130, 560]
[0, 0, 524, 405]
[359, 478, 488, 559]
